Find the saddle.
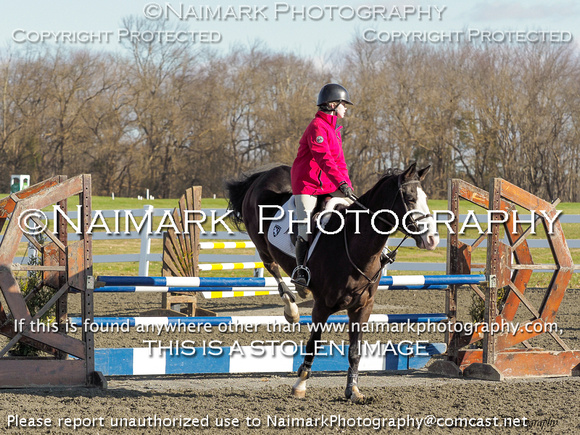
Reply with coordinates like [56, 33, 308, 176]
[266, 195, 351, 259]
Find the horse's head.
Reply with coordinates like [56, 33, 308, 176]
[379, 163, 440, 250]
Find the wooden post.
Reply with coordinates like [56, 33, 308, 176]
[446, 179, 459, 355]
[154, 186, 215, 317]
[431, 177, 580, 380]
[0, 174, 103, 388]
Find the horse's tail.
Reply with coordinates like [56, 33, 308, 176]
[224, 171, 264, 231]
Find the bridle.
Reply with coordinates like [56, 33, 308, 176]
[342, 174, 432, 284]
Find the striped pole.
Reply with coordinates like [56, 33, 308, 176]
[201, 290, 279, 298]
[95, 342, 447, 376]
[93, 284, 448, 293]
[199, 241, 256, 250]
[97, 274, 486, 288]
[199, 286, 448, 298]
[198, 241, 263, 272]
[70, 313, 448, 327]
[198, 262, 264, 271]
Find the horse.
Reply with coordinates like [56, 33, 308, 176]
[225, 162, 439, 402]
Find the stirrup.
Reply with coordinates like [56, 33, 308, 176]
[291, 265, 311, 287]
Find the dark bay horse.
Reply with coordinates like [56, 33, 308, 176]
[225, 163, 439, 402]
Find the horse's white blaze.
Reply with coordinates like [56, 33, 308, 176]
[415, 187, 439, 250]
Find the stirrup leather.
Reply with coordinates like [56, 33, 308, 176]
[291, 265, 311, 287]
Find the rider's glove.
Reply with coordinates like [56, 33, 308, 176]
[338, 182, 355, 199]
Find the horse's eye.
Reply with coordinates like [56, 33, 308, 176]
[403, 191, 414, 202]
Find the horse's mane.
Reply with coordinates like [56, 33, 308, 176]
[369, 167, 403, 191]
[381, 167, 404, 177]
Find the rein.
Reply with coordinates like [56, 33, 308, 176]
[342, 176, 432, 284]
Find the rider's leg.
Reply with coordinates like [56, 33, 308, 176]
[291, 194, 317, 288]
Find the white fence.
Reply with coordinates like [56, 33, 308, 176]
[6, 206, 580, 276]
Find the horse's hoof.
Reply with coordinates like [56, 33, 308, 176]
[345, 386, 365, 403]
[284, 310, 299, 324]
[296, 285, 311, 299]
[348, 392, 365, 404]
[291, 386, 306, 398]
[282, 294, 299, 323]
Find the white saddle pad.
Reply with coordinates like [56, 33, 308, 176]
[266, 196, 350, 260]
[266, 197, 298, 258]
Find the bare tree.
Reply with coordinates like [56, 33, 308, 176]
[1, 32, 579, 200]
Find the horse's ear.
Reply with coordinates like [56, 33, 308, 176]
[417, 165, 431, 181]
[402, 162, 417, 180]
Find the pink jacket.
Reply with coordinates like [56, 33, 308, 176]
[291, 111, 352, 195]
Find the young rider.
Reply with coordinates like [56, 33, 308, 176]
[290, 83, 355, 290]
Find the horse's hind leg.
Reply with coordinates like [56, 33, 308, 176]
[345, 303, 373, 403]
[292, 302, 331, 398]
[264, 261, 299, 324]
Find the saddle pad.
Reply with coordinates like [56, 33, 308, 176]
[266, 197, 297, 258]
[266, 196, 348, 261]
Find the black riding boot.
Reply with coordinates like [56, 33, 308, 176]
[291, 236, 311, 293]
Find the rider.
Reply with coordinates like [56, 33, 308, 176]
[290, 83, 356, 290]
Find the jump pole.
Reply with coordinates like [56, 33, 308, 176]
[93, 284, 449, 293]
[70, 312, 449, 327]
[95, 342, 448, 377]
[96, 274, 486, 288]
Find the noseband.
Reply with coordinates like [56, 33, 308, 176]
[343, 174, 432, 284]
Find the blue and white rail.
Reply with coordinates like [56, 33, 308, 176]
[96, 274, 486, 288]
[71, 313, 448, 328]
[94, 284, 449, 293]
[95, 342, 447, 376]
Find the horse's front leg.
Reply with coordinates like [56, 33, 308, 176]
[292, 302, 330, 398]
[345, 303, 373, 403]
[264, 261, 299, 323]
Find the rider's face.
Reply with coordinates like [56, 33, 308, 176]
[335, 101, 348, 119]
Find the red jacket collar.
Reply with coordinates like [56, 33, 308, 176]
[315, 111, 338, 128]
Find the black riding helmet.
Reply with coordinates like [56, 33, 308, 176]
[317, 83, 354, 107]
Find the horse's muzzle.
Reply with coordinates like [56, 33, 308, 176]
[417, 233, 440, 250]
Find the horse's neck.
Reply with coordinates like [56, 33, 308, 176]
[346, 213, 391, 258]
[346, 178, 398, 263]
[341, 209, 391, 279]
